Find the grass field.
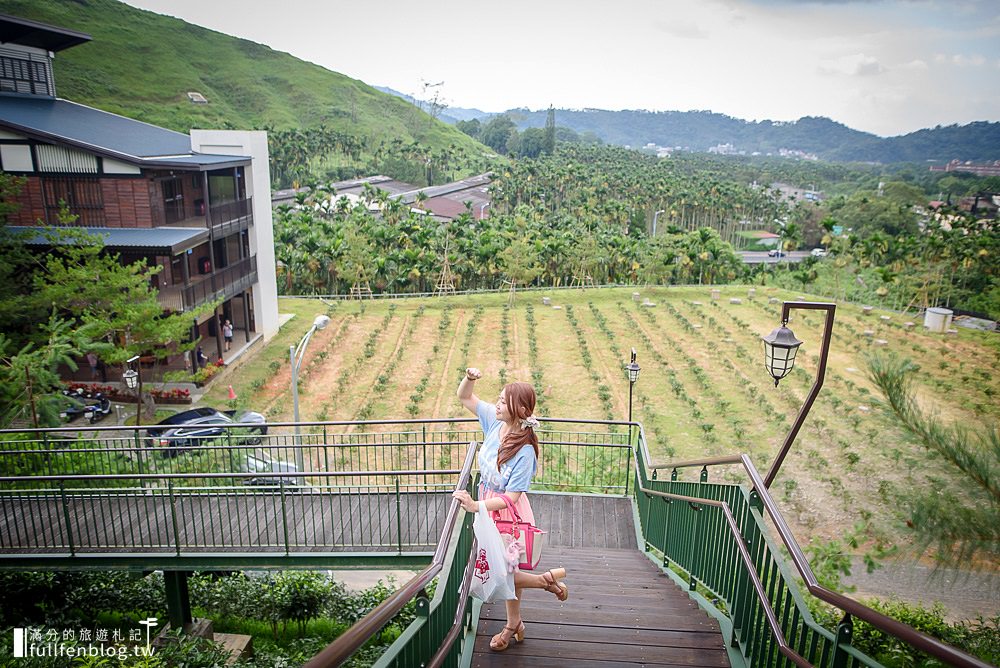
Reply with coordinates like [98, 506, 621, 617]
[200, 285, 1000, 553]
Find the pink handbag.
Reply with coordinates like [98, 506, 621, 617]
[492, 493, 546, 571]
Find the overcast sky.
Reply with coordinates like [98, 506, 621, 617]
[121, 0, 999, 137]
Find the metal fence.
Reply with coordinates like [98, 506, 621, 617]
[632, 428, 988, 668]
[0, 418, 631, 561]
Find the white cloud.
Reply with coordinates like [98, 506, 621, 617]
[655, 18, 709, 39]
[818, 53, 884, 76]
[934, 53, 988, 66]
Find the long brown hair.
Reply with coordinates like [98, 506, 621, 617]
[497, 381, 539, 470]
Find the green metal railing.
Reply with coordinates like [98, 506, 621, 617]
[0, 418, 629, 492]
[0, 419, 629, 572]
[304, 442, 478, 668]
[632, 426, 989, 668]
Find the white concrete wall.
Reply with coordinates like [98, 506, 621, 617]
[190, 130, 280, 341]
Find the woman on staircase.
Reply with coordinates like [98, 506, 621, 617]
[453, 367, 569, 652]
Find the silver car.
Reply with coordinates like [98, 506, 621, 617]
[145, 406, 267, 453]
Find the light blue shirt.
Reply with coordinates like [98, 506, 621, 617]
[475, 400, 536, 493]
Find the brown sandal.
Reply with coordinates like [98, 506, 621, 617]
[542, 569, 569, 602]
[490, 621, 525, 651]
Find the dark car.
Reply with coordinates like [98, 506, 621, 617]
[767, 249, 786, 258]
[145, 407, 267, 452]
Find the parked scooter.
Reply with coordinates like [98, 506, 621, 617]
[84, 393, 112, 424]
[59, 388, 112, 424]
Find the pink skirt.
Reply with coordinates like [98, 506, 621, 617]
[480, 486, 534, 573]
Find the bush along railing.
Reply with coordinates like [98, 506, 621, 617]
[631, 426, 990, 668]
[304, 441, 478, 668]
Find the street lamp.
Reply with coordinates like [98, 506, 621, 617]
[290, 314, 331, 472]
[762, 324, 802, 387]
[624, 348, 641, 443]
[652, 209, 665, 237]
[123, 355, 141, 426]
[760, 301, 836, 489]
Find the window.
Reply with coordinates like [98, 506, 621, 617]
[162, 177, 185, 224]
[40, 176, 105, 226]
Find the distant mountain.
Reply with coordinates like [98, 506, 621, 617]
[374, 86, 491, 125]
[503, 108, 1000, 164]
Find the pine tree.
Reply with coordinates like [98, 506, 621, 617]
[866, 352, 999, 570]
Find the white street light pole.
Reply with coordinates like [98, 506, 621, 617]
[652, 210, 664, 237]
[290, 314, 331, 472]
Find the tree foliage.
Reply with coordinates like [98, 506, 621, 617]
[866, 352, 999, 570]
[273, 144, 760, 295]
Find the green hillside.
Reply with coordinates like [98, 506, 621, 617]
[2, 0, 487, 172]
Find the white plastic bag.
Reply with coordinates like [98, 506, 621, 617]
[470, 504, 517, 602]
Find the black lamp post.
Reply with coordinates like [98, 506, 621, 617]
[760, 301, 836, 488]
[625, 348, 641, 443]
[123, 355, 141, 426]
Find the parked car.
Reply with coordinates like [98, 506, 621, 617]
[810, 248, 827, 257]
[145, 407, 266, 452]
[243, 452, 301, 487]
[767, 249, 786, 257]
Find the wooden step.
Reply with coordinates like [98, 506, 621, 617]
[214, 632, 253, 665]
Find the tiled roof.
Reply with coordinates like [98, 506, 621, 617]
[0, 96, 250, 169]
[4, 225, 209, 255]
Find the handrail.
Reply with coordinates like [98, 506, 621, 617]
[303, 440, 478, 668]
[648, 454, 742, 470]
[0, 469, 459, 483]
[634, 424, 990, 668]
[426, 543, 478, 668]
[636, 473, 811, 668]
[739, 454, 989, 668]
[0, 417, 479, 436]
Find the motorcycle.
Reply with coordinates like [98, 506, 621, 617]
[59, 388, 111, 424]
[84, 393, 112, 424]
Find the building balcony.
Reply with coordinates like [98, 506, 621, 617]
[157, 255, 258, 313]
[162, 197, 254, 237]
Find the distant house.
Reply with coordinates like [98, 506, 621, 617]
[272, 173, 493, 222]
[957, 193, 1000, 217]
[738, 230, 781, 248]
[929, 160, 1000, 177]
[0, 14, 279, 376]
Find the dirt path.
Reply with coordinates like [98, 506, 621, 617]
[431, 311, 466, 418]
[258, 315, 353, 418]
[576, 309, 629, 413]
[344, 315, 411, 433]
[844, 558, 1000, 622]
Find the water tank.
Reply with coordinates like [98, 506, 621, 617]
[924, 307, 953, 333]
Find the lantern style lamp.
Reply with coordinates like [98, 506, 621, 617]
[123, 355, 142, 426]
[759, 301, 836, 490]
[625, 348, 641, 443]
[625, 348, 641, 384]
[762, 322, 803, 387]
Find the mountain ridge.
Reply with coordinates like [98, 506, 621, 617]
[499, 107, 1000, 163]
